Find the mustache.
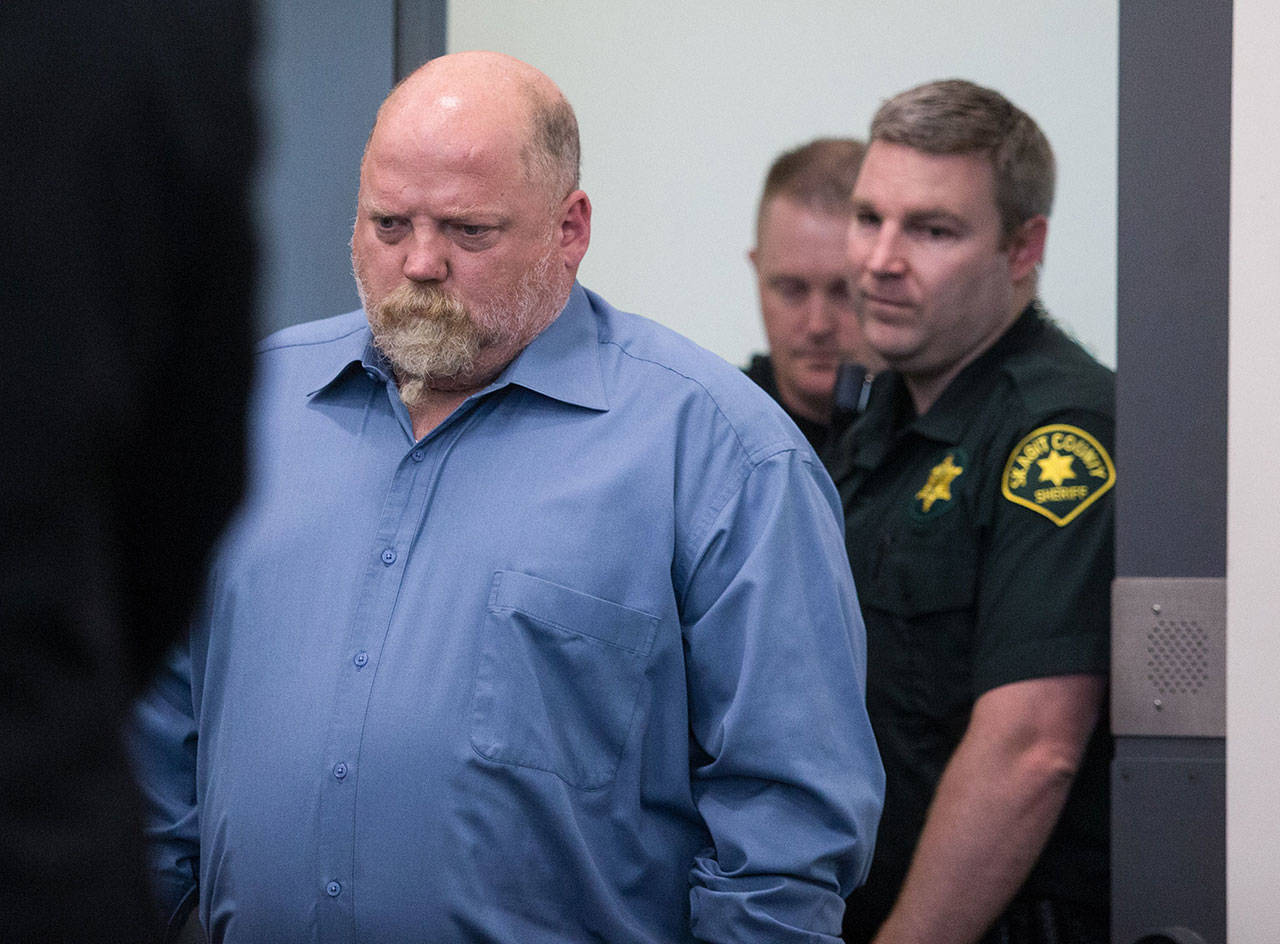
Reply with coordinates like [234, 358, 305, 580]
[373, 281, 469, 326]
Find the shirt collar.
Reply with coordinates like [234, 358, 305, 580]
[495, 282, 609, 411]
[300, 318, 384, 399]
[828, 301, 1046, 479]
[908, 300, 1045, 443]
[306, 282, 610, 413]
[828, 372, 902, 479]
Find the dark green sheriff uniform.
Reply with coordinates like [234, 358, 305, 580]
[829, 304, 1114, 943]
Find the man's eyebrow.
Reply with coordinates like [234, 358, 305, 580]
[903, 209, 967, 227]
[442, 210, 506, 225]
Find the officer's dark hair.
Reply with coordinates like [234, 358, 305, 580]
[869, 79, 1054, 241]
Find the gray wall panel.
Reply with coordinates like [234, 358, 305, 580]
[1114, 3, 1231, 942]
[1116, 0, 1231, 579]
[396, 0, 446, 80]
[252, 0, 395, 337]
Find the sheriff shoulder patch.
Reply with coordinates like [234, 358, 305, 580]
[1000, 424, 1115, 526]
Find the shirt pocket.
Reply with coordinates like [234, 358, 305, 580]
[859, 524, 979, 725]
[469, 570, 659, 790]
[868, 525, 977, 617]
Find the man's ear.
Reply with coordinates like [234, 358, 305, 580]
[1006, 214, 1047, 282]
[558, 190, 592, 270]
[748, 247, 759, 272]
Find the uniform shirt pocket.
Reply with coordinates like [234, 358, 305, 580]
[469, 570, 659, 790]
[860, 522, 980, 727]
[870, 525, 977, 618]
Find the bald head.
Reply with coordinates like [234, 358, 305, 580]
[350, 51, 592, 408]
[370, 51, 579, 206]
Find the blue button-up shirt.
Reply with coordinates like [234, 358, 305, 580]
[132, 285, 883, 943]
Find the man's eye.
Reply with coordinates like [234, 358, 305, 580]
[374, 217, 404, 232]
[911, 222, 957, 240]
[448, 222, 493, 241]
[772, 280, 808, 302]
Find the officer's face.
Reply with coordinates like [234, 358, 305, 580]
[847, 141, 1037, 386]
[750, 197, 882, 423]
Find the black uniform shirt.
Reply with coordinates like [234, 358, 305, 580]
[744, 353, 832, 451]
[828, 304, 1115, 940]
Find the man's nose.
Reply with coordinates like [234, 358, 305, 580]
[865, 226, 907, 277]
[402, 230, 448, 283]
[802, 293, 837, 337]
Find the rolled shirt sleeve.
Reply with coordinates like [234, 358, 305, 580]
[128, 640, 201, 934]
[683, 449, 883, 941]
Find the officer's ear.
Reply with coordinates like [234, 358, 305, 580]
[1006, 215, 1047, 283]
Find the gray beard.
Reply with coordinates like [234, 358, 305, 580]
[366, 282, 487, 400]
[360, 249, 560, 407]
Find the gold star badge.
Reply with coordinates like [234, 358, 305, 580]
[1036, 450, 1077, 487]
[916, 453, 964, 514]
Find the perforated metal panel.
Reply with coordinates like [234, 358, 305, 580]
[1112, 577, 1225, 737]
[1146, 616, 1210, 697]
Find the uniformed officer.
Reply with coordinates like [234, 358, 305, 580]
[829, 79, 1114, 944]
[744, 138, 884, 451]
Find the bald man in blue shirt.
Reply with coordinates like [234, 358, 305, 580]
[132, 51, 882, 943]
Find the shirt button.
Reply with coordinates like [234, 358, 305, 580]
[353, 651, 369, 668]
[381, 547, 397, 565]
[333, 762, 348, 780]
[326, 881, 342, 897]
[411, 449, 425, 462]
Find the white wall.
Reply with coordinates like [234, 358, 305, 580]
[450, 1, 1117, 367]
[1228, 0, 1280, 938]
